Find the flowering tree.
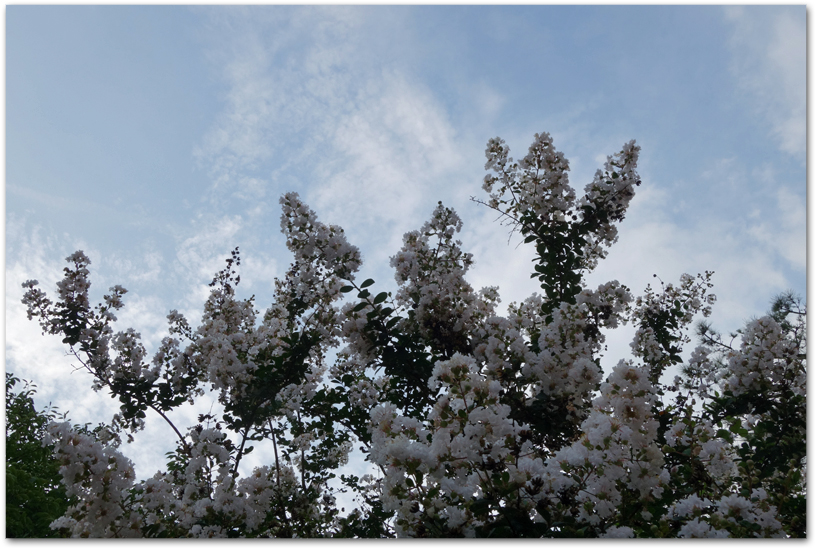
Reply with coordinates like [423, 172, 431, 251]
[20, 132, 805, 538]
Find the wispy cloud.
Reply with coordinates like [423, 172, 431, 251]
[192, 7, 470, 283]
[175, 215, 242, 280]
[103, 250, 163, 285]
[193, 7, 367, 201]
[312, 71, 463, 259]
[724, 6, 805, 160]
[746, 185, 806, 272]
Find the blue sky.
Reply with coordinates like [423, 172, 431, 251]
[6, 6, 806, 479]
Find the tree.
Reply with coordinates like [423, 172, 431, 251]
[19, 131, 805, 537]
[6, 374, 70, 537]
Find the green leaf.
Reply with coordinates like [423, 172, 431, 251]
[374, 292, 388, 305]
[340, 285, 354, 293]
[386, 316, 401, 329]
[360, 278, 375, 288]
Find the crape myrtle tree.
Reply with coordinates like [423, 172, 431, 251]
[20, 132, 805, 538]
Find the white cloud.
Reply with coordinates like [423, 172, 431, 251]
[746, 185, 806, 272]
[724, 6, 805, 159]
[238, 250, 280, 296]
[463, 206, 541, 313]
[103, 249, 163, 285]
[192, 7, 472, 288]
[114, 294, 172, 354]
[690, 154, 805, 277]
[193, 7, 368, 201]
[471, 82, 506, 122]
[175, 214, 243, 282]
[312, 71, 463, 257]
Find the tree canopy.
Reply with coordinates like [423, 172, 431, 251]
[17, 132, 806, 537]
[6, 374, 70, 537]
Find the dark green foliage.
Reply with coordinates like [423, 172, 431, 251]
[5, 373, 70, 538]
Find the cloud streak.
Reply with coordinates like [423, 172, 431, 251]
[724, 6, 805, 160]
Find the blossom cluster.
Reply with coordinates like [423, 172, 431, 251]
[482, 132, 575, 226]
[44, 420, 332, 538]
[543, 362, 669, 530]
[722, 316, 805, 397]
[389, 202, 490, 357]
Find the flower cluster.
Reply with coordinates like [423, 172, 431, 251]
[543, 362, 669, 530]
[722, 316, 804, 397]
[390, 202, 485, 357]
[280, 191, 361, 300]
[482, 132, 575, 226]
[577, 139, 641, 267]
[662, 489, 785, 538]
[523, 282, 632, 415]
[44, 422, 139, 538]
[43, 419, 334, 538]
[629, 271, 715, 383]
[371, 353, 540, 537]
